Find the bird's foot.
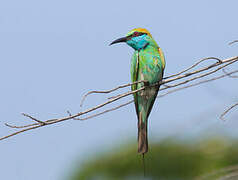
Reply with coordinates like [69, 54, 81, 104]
[143, 80, 150, 87]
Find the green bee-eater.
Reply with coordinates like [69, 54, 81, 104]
[110, 28, 165, 154]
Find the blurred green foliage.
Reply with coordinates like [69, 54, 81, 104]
[69, 137, 238, 180]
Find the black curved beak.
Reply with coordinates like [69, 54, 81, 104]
[110, 36, 127, 45]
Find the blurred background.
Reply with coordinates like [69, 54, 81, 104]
[0, 0, 238, 179]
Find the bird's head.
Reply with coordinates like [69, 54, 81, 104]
[110, 28, 155, 50]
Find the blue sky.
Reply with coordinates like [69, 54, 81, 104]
[0, 0, 238, 179]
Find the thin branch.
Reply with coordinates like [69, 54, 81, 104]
[0, 87, 146, 140]
[164, 57, 222, 79]
[82, 57, 222, 102]
[80, 80, 146, 107]
[65, 70, 238, 122]
[229, 40, 238, 45]
[220, 102, 238, 121]
[222, 68, 238, 78]
[108, 58, 237, 100]
[74, 101, 133, 120]
[4, 123, 36, 129]
[0, 125, 42, 141]
[161, 59, 237, 89]
[5, 118, 57, 129]
[1, 56, 238, 141]
[21, 113, 47, 125]
[162, 56, 236, 85]
[158, 70, 238, 98]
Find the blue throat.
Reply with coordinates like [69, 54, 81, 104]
[126, 34, 149, 50]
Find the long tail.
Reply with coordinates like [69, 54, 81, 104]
[142, 153, 146, 177]
[138, 112, 148, 154]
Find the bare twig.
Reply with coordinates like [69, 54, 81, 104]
[80, 80, 146, 107]
[5, 118, 57, 129]
[107, 59, 237, 100]
[222, 69, 238, 78]
[80, 57, 223, 103]
[158, 70, 238, 98]
[21, 113, 47, 125]
[75, 101, 133, 120]
[41, 69, 238, 123]
[162, 56, 236, 85]
[220, 102, 238, 121]
[0, 125, 43, 141]
[164, 57, 222, 79]
[72, 70, 238, 121]
[160, 59, 237, 90]
[229, 40, 238, 45]
[0, 87, 146, 141]
[1, 56, 238, 141]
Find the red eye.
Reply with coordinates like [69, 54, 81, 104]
[133, 32, 139, 37]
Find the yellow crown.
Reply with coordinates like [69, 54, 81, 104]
[127, 28, 152, 37]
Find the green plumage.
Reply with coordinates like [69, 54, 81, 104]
[110, 28, 165, 154]
[131, 42, 165, 154]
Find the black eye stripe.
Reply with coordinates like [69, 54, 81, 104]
[128, 32, 147, 39]
[134, 32, 146, 37]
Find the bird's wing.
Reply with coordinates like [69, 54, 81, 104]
[131, 51, 140, 119]
[143, 50, 165, 118]
[158, 47, 165, 70]
[131, 48, 165, 119]
[139, 48, 165, 119]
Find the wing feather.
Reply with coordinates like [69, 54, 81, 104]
[131, 51, 140, 119]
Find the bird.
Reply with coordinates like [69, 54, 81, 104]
[110, 28, 165, 154]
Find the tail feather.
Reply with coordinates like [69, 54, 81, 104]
[138, 112, 148, 154]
